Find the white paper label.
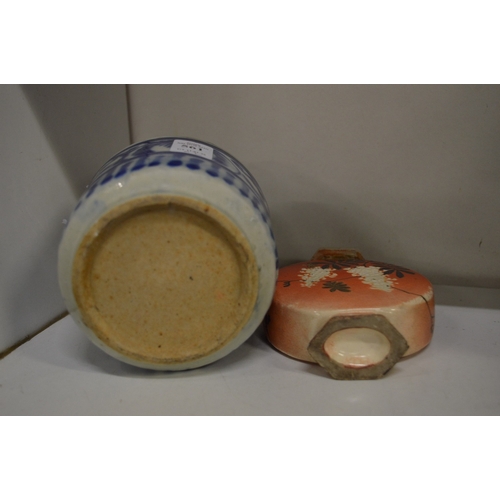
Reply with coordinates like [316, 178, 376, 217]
[170, 139, 213, 160]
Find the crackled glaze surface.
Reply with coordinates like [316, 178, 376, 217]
[267, 257, 434, 365]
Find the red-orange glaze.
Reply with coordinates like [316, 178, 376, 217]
[267, 259, 434, 362]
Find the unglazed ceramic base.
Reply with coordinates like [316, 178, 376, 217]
[59, 137, 277, 370]
[72, 195, 258, 366]
[267, 249, 434, 379]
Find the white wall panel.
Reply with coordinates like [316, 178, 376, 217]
[0, 85, 129, 354]
[128, 85, 500, 288]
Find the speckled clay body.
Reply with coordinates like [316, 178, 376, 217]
[59, 138, 277, 370]
[267, 249, 434, 379]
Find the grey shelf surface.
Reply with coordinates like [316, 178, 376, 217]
[1, 285, 499, 415]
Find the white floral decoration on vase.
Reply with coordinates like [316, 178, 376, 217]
[345, 266, 396, 292]
[298, 267, 337, 288]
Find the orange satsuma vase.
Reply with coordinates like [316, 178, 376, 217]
[267, 249, 434, 380]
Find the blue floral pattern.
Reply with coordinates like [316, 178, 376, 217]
[76, 137, 278, 267]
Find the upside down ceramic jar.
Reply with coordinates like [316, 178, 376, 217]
[59, 138, 278, 370]
[267, 249, 434, 380]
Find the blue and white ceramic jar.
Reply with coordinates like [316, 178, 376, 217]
[59, 138, 278, 370]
